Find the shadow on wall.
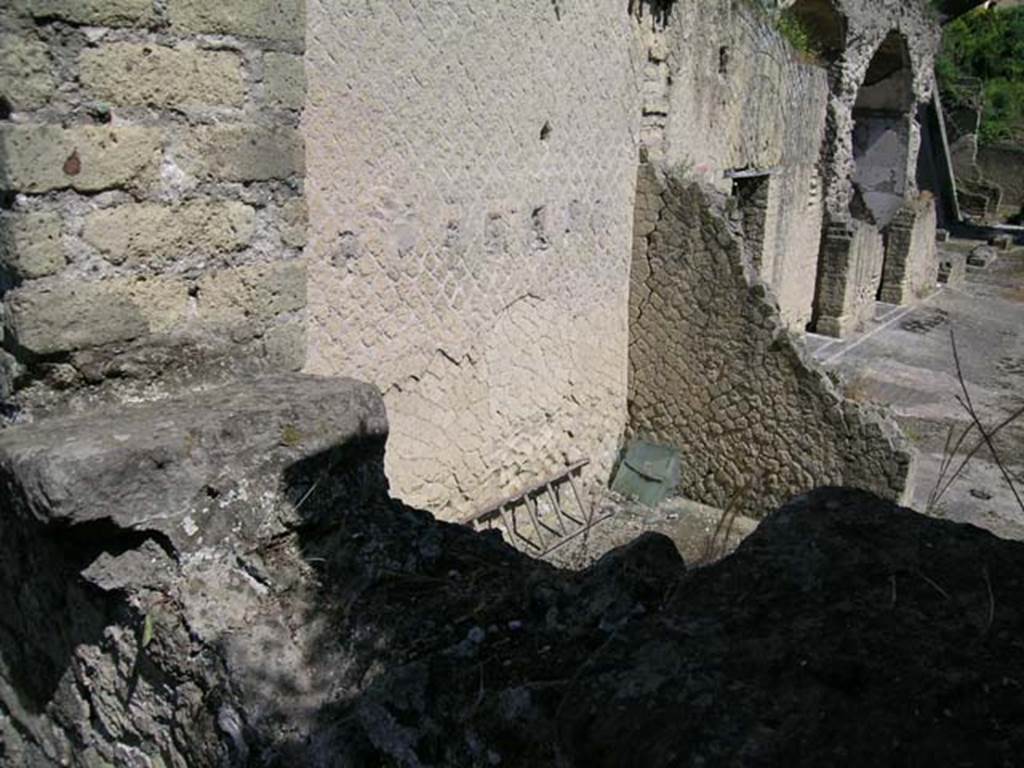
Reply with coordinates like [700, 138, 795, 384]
[265, 442, 580, 764]
[628, 0, 676, 25]
[0, 421, 693, 765]
[784, 0, 847, 63]
[3, 418, 1019, 766]
[0, 512, 126, 714]
[0, 497, 224, 764]
[0, 129, 17, 407]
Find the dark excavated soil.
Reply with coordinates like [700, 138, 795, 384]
[291, 488, 1024, 767]
[4, 477, 1022, 767]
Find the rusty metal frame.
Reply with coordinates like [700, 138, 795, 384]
[462, 460, 614, 556]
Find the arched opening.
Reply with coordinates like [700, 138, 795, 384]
[785, 0, 846, 63]
[850, 31, 914, 227]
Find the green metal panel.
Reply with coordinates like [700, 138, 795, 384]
[610, 440, 681, 508]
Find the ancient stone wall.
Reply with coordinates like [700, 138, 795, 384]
[807, 0, 941, 336]
[650, 0, 829, 330]
[812, 220, 885, 337]
[816, 1, 940, 220]
[302, 0, 644, 518]
[299, 0, 932, 516]
[0, 0, 939, 522]
[879, 195, 938, 305]
[0, 0, 309, 413]
[629, 163, 913, 516]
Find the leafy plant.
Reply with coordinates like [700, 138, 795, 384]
[775, 8, 822, 62]
[936, 6, 1024, 145]
[281, 424, 303, 447]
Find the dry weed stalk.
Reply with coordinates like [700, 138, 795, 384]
[695, 481, 750, 566]
[927, 328, 1024, 514]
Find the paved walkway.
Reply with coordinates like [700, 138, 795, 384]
[807, 244, 1024, 540]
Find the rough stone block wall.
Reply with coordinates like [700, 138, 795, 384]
[653, 0, 829, 330]
[629, 163, 913, 516]
[879, 195, 938, 305]
[302, 0, 643, 518]
[0, 0, 308, 412]
[803, 1, 941, 338]
[812, 220, 885, 337]
[817, 1, 940, 222]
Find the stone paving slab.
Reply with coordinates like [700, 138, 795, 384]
[811, 243, 1024, 540]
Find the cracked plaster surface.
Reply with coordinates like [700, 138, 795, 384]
[302, 0, 644, 517]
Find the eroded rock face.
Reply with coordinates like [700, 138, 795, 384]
[0, 374, 392, 766]
[2, 380, 1022, 768]
[323, 488, 1024, 768]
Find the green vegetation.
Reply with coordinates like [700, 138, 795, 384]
[281, 424, 303, 447]
[775, 8, 821, 60]
[937, 6, 1024, 145]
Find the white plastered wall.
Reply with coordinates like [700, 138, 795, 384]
[302, 0, 643, 518]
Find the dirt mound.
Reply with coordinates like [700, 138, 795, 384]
[560, 489, 1024, 767]
[304, 488, 1024, 767]
[3, 404, 1022, 768]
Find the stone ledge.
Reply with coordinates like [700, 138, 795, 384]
[0, 374, 388, 551]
